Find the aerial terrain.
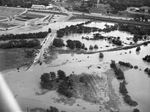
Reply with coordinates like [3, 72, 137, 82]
[0, 0, 150, 112]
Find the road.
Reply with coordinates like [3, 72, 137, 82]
[33, 31, 56, 64]
[71, 12, 150, 27]
[33, 12, 71, 65]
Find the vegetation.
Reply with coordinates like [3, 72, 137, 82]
[119, 81, 138, 106]
[0, 0, 50, 7]
[66, 39, 85, 50]
[40, 70, 74, 98]
[133, 108, 140, 112]
[108, 0, 150, 11]
[94, 44, 98, 49]
[24, 49, 36, 58]
[136, 46, 141, 52]
[56, 22, 118, 38]
[144, 68, 150, 76]
[111, 38, 122, 46]
[143, 55, 150, 62]
[99, 52, 104, 58]
[0, 32, 48, 41]
[47, 106, 59, 112]
[89, 45, 93, 50]
[110, 60, 125, 80]
[0, 39, 40, 49]
[118, 24, 150, 36]
[118, 61, 133, 68]
[53, 38, 65, 47]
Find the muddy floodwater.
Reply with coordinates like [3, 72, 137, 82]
[1, 21, 150, 112]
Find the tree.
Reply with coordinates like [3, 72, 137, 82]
[40, 73, 50, 83]
[89, 45, 93, 50]
[94, 44, 98, 49]
[99, 52, 104, 58]
[48, 28, 51, 33]
[133, 109, 140, 112]
[53, 38, 65, 47]
[136, 46, 141, 52]
[57, 70, 66, 80]
[50, 72, 56, 80]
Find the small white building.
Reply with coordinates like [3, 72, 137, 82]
[31, 4, 46, 10]
[46, 4, 53, 9]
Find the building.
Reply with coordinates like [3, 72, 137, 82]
[31, 4, 46, 9]
[140, 6, 150, 13]
[46, 4, 53, 9]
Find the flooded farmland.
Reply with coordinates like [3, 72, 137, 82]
[1, 21, 150, 112]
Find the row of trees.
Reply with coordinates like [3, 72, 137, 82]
[0, 0, 51, 7]
[118, 61, 133, 68]
[0, 32, 48, 41]
[110, 60, 138, 107]
[118, 24, 150, 36]
[108, 0, 150, 11]
[57, 21, 118, 38]
[0, 39, 40, 49]
[119, 81, 138, 106]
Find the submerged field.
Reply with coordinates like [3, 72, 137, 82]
[1, 20, 150, 112]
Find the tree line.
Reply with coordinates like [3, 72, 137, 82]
[0, 39, 40, 49]
[0, 32, 48, 41]
[0, 0, 51, 7]
[110, 60, 138, 107]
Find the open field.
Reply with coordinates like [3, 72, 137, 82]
[0, 48, 36, 71]
[0, 22, 17, 29]
[0, 6, 25, 18]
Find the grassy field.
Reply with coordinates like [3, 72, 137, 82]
[0, 6, 24, 17]
[0, 48, 35, 71]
